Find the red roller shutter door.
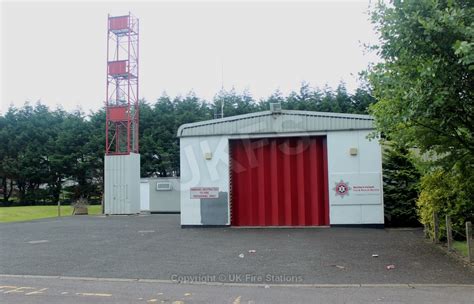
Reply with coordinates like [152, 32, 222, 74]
[230, 137, 329, 226]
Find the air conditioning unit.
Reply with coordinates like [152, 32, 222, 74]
[156, 182, 172, 191]
[269, 102, 282, 113]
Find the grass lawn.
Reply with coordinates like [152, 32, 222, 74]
[453, 241, 468, 257]
[0, 205, 102, 223]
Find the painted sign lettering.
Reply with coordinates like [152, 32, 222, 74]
[190, 187, 219, 199]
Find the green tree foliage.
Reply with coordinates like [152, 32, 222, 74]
[12, 105, 60, 204]
[417, 167, 474, 239]
[368, 0, 474, 229]
[369, 0, 474, 168]
[279, 82, 375, 114]
[57, 110, 101, 201]
[382, 144, 420, 227]
[212, 89, 259, 117]
[0, 103, 102, 206]
[140, 93, 212, 177]
[0, 83, 375, 205]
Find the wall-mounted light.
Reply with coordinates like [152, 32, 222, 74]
[349, 147, 358, 156]
[204, 152, 213, 160]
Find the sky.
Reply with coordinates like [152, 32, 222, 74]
[1, 0, 380, 114]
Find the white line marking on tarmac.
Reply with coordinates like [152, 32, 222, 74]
[27, 240, 49, 244]
[25, 288, 48, 295]
[3, 287, 35, 294]
[76, 292, 112, 297]
[0, 286, 17, 289]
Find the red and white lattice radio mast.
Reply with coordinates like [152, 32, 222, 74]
[105, 13, 139, 155]
[104, 13, 141, 215]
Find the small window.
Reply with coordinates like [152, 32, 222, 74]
[156, 182, 172, 191]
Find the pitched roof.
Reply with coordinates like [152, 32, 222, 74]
[177, 110, 374, 137]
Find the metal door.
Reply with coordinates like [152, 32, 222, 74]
[230, 137, 329, 226]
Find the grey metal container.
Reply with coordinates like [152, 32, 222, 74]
[104, 153, 141, 214]
[140, 177, 180, 213]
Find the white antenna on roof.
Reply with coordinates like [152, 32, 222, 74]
[221, 61, 224, 91]
[221, 61, 224, 118]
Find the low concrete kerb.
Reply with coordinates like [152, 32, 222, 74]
[1, 274, 474, 289]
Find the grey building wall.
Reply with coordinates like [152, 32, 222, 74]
[104, 153, 141, 215]
[142, 177, 180, 213]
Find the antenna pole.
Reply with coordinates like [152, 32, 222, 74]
[221, 99, 224, 118]
[221, 61, 224, 118]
